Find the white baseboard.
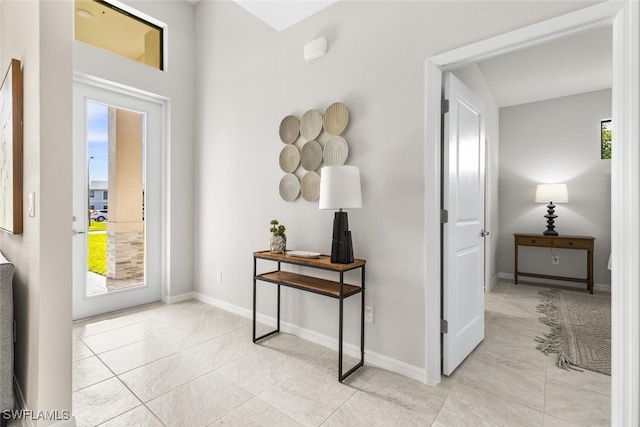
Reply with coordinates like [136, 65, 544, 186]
[162, 291, 194, 304]
[192, 292, 427, 383]
[497, 272, 611, 293]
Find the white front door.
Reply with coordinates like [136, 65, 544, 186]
[442, 73, 486, 375]
[73, 79, 165, 320]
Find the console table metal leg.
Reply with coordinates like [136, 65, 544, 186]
[338, 272, 344, 382]
[360, 266, 365, 364]
[252, 257, 257, 342]
[338, 268, 366, 383]
[253, 257, 281, 343]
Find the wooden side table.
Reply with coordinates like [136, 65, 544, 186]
[514, 234, 595, 294]
[252, 251, 366, 382]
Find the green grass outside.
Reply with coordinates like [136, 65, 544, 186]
[88, 221, 106, 232]
[88, 222, 106, 276]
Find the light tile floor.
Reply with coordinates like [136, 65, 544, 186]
[70, 280, 611, 426]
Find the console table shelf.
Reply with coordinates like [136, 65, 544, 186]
[256, 271, 362, 298]
[252, 250, 366, 382]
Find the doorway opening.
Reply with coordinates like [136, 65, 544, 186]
[425, 3, 638, 422]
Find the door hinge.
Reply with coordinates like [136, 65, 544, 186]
[442, 99, 450, 114]
[441, 319, 448, 334]
[441, 209, 449, 224]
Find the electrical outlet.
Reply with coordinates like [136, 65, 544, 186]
[216, 271, 222, 282]
[365, 305, 374, 323]
[552, 255, 560, 265]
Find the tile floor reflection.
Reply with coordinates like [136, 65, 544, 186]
[70, 280, 610, 426]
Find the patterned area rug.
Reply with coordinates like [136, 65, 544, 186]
[536, 289, 611, 375]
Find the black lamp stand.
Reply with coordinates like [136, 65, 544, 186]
[542, 201, 559, 236]
[331, 209, 354, 264]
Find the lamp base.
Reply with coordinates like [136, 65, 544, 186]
[543, 202, 559, 236]
[330, 211, 354, 264]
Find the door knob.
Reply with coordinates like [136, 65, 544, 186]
[73, 229, 86, 235]
[480, 230, 490, 237]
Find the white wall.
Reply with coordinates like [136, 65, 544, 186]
[193, 0, 596, 374]
[0, 0, 73, 421]
[498, 89, 612, 288]
[73, 0, 196, 299]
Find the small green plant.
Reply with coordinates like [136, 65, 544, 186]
[269, 219, 286, 243]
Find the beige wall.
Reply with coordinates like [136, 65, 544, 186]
[0, 0, 73, 423]
[193, 1, 598, 372]
[498, 89, 612, 287]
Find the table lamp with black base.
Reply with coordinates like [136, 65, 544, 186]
[319, 165, 362, 264]
[535, 183, 569, 236]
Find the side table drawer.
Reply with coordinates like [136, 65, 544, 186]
[553, 238, 593, 250]
[515, 236, 551, 247]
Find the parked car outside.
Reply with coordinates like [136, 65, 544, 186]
[91, 210, 108, 222]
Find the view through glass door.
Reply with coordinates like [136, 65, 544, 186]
[73, 79, 164, 320]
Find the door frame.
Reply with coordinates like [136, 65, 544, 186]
[424, 1, 638, 424]
[73, 73, 170, 318]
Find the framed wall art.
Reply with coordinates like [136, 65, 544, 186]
[0, 59, 23, 234]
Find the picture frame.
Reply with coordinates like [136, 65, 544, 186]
[0, 59, 23, 234]
[601, 118, 612, 160]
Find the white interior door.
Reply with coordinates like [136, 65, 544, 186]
[442, 72, 486, 375]
[73, 79, 165, 320]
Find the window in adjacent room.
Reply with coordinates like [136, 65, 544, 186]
[74, 0, 164, 70]
[601, 119, 612, 159]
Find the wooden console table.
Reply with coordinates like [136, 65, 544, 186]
[252, 250, 366, 382]
[514, 234, 595, 294]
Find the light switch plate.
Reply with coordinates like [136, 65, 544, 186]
[28, 193, 35, 217]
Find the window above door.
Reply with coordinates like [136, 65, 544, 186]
[74, 0, 165, 70]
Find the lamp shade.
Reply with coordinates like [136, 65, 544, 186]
[319, 165, 362, 210]
[535, 183, 569, 203]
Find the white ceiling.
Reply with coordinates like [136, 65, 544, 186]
[476, 25, 612, 107]
[232, 0, 337, 31]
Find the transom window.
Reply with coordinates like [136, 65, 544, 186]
[74, 0, 164, 70]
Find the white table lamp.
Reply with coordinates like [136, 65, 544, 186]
[319, 166, 362, 263]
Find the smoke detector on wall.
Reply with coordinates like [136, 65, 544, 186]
[304, 37, 327, 61]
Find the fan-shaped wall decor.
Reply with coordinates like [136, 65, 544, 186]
[301, 172, 321, 202]
[300, 140, 323, 171]
[279, 174, 300, 202]
[279, 145, 300, 173]
[323, 102, 349, 136]
[323, 136, 349, 166]
[279, 115, 300, 144]
[300, 109, 323, 140]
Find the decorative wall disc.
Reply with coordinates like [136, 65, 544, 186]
[323, 102, 349, 136]
[301, 172, 321, 202]
[279, 115, 300, 144]
[279, 145, 300, 173]
[300, 109, 323, 140]
[323, 136, 349, 166]
[279, 174, 300, 202]
[300, 140, 323, 171]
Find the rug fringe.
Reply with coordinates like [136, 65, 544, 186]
[535, 290, 583, 372]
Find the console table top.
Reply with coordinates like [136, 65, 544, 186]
[254, 250, 366, 271]
[514, 233, 595, 240]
